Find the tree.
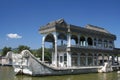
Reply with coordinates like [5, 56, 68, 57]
[34, 48, 51, 62]
[2, 46, 12, 56]
[17, 45, 30, 53]
[34, 48, 42, 58]
[44, 48, 51, 62]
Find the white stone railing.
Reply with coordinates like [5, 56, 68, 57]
[56, 45, 113, 50]
[71, 45, 113, 50]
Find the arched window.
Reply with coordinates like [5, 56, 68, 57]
[80, 53, 86, 66]
[98, 54, 103, 65]
[44, 33, 54, 62]
[87, 37, 93, 46]
[104, 40, 108, 48]
[71, 35, 78, 45]
[71, 53, 78, 66]
[104, 54, 108, 62]
[58, 33, 67, 46]
[45, 33, 55, 48]
[109, 41, 113, 48]
[88, 53, 93, 66]
[80, 36, 85, 46]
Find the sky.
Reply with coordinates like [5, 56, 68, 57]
[0, 0, 120, 49]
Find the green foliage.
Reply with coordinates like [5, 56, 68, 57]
[31, 48, 51, 62]
[17, 45, 30, 53]
[2, 46, 12, 56]
[34, 48, 42, 58]
[12, 48, 18, 53]
[1, 45, 52, 62]
[44, 48, 51, 62]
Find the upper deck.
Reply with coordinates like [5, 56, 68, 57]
[39, 19, 117, 52]
[39, 19, 116, 40]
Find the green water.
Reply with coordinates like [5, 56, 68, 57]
[0, 66, 120, 80]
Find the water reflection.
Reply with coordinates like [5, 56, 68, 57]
[0, 66, 120, 80]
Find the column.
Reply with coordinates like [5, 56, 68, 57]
[86, 53, 88, 66]
[102, 54, 104, 65]
[67, 32, 71, 47]
[107, 40, 109, 48]
[102, 39, 104, 48]
[77, 53, 80, 66]
[117, 55, 119, 64]
[96, 54, 99, 66]
[92, 38, 94, 47]
[92, 53, 95, 66]
[85, 37, 88, 46]
[113, 41, 115, 48]
[108, 55, 110, 64]
[96, 38, 98, 48]
[54, 33, 58, 67]
[67, 25, 71, 67]
[67, 52, 71, 67]
[42, 35, 45, 62]
[78, 35, 80, 46]
[112, 55, 115, 65]
[52, 51, 54, 64]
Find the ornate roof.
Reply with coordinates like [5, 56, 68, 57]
[39, 19, 116, 40]
[85, 24, 110, 34]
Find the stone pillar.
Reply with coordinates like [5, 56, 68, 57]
[78, 35, 80, 46]
[67, 26, 71, 67]
[108, 55, 111, 65]
[52, 51, 54, 64]
[96, 38, 98, 48]
[54, 33, 58, 67]
[102, 39, 104, 48]
[102, 54, 104, 65]
[92, 38, 94, 47]
[96, 54, 99, 66]
[86, 53, 88, 66]
[113, 41, 115, 48]
[67, 52, 71, 67]
[92, 53, 95, 66]
[107, 40, 110, 48]
[42, 35, 45, 62]
[112, 55, 115, 65]
[78, 53, 80, 66]
[85, 37, 88, 46]
[117, 56, 119, 64]
[67, 32, 71, 47]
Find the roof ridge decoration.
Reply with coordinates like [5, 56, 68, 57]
[39, 18, 67, 28]
[85, 24, 110, 34]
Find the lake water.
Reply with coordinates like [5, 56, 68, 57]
[0, 66, 120, 80]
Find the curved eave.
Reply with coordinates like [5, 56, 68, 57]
[39, 26, 56, 34]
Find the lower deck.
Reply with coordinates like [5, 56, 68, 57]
[53, 51, 118, 68]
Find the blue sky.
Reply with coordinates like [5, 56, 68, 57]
[0, 0, 120, 49]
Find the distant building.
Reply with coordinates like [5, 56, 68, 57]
[39, 19, 120, 67]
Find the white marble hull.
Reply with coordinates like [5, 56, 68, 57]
[10, 50, 104, 76]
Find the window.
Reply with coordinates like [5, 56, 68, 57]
[64, 53, 67, 61]
[109, 41, 113, 48]
[98, 39, 102, 47]
[60, 56, 63, 63]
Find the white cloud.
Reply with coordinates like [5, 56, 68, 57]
[7, 33, 22, 39]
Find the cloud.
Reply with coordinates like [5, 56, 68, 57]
[7, 33, 22, 39]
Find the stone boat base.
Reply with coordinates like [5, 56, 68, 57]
[8, 50, 120, 76]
